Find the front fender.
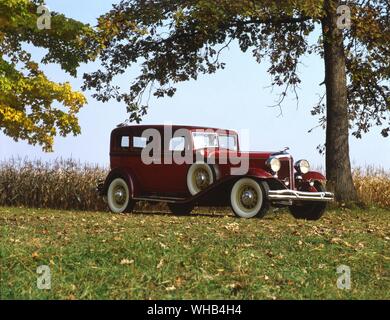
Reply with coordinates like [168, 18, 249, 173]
[302, 171, 326, 183]
[102, 168, 137, 198]
[247, 167, 274, 179]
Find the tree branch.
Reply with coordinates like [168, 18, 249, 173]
[240, 15, 312, 25]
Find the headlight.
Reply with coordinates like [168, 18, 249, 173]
[295, 160, 310, 174]
[266, 157, 281, 173]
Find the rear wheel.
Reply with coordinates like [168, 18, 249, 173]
[289, 182, 327, 221]
[168, 203, 194, 216]
[107, 178, 135, 214]
[230, 178, 269, 219]
[187, 162, 214, 195]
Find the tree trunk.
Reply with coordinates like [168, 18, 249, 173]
[322, 0, 358, 203]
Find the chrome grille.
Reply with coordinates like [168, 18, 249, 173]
[278, 157, 293, 188]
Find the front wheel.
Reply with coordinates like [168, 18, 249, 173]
[230, 178, 269, 219]
[107, 178, 135, 214]
[289, 182, 327, 221]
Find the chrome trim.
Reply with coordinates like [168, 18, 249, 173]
[268, 190, 334, 202]
[133, 196, 185, 203]
[272, 154, 292, 160]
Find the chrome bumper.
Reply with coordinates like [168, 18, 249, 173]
[268, 190, 334, 202]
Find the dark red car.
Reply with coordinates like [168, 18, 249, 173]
[98, 125, 334, 220]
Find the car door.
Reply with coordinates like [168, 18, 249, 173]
[158, 133, 192, 196]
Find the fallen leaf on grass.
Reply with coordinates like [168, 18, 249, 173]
[157, 259, 164, 269]
[31, 252, 39, 259]
[159, 242, 168, 249]
[225, 222, 240, 232]
[175, 277, 184, 287]
[120, 259, 134, 265]
[226, 283, 243, 291]
[165, 285, 176, 292]
[330, 238, 343, 244]
[241, 244, 254, 248]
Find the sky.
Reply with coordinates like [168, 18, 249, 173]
[1, 0, 389, 169]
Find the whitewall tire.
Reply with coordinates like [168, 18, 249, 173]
[230, 178, 268, 219]
[107, 178, 134, 214]
[187, 162, 214, 195]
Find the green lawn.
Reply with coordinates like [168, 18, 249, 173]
[0, 206, 389, 300]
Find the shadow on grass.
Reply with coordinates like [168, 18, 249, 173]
[130, 208, 283, 220]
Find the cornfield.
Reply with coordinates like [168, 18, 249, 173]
[353, 166, 390, 208]
[0, 158, 107, 211]
[0, 158, 389, 211]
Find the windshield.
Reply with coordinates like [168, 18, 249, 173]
[192, 132, 238, 151]
[218, 135, 238, 151]
[192, 132, 218, 149]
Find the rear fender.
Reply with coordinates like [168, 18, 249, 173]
[103, 168, 137, 198]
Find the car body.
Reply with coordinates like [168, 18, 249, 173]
[98, 125, 334, 220]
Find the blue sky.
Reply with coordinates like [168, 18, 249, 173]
[1, 0, 389, 169]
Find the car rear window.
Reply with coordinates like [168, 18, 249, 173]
[121, 136, 130, 148]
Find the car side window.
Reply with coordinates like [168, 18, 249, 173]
[169, 137, 186, 152]
[133, 136, 147, 149]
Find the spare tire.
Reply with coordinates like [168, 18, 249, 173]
[187, 162, 215, 195]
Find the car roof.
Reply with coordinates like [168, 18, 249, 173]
[112, 125, 239, 136]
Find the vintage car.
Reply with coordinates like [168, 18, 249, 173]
[98, 125, 334, 220]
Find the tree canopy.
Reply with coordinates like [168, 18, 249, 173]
[0, 0, 96, 151]
[85, 0, 389, 138]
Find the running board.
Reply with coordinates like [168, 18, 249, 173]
[133, 196, 187, 203]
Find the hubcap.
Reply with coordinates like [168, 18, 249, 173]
[113, 186, 126, 205]
[194, 169, 210, 190]
[239, 186, 258, 210]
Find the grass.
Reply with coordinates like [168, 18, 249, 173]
[0, 206, 389, 300]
